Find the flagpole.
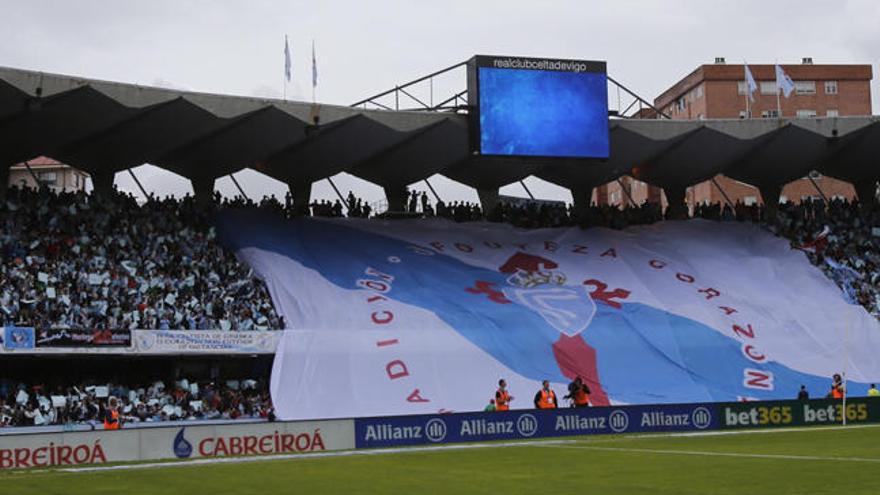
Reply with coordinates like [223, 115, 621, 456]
[775, 61, 782, 118]
[311, 39, 316, 104]
[743, 62, 750, 119]
[283, 35, 288, 101]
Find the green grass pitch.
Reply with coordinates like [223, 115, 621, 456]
[3, 425, 879, 494]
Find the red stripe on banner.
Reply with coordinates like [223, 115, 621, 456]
[552, 335, 610, 406]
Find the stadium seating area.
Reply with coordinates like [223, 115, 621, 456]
[1, 185, 877, 332]
[0, 376, 272, 427]
[0, 187, 283, 331]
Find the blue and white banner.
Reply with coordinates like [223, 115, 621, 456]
[355, 402, 717, 448]
[216, 213, 880, 421]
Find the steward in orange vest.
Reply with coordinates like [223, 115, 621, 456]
[830, 373, 845, 400]
[495, 379, 514, 412]
[533, 380, 558, 409]
[103, 398, 121, 430]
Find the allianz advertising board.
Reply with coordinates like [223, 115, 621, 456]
[355, 402, 716, 448]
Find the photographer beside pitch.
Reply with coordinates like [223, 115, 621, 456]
[564, 376, 591, 408]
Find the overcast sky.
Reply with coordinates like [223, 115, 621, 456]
[2, 0, 878, 205]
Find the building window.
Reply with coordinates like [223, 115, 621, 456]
[739, 110, 749, 119]
[795, 81, 816, 95]
[696, 85, 703, 98]
[780, 195, 789, 204]
[824, 81, 838, 95]
[760, 81, 777, 95]
[796, 109, 817, 118]
[38, 171, 57, 186]
[826, 109, 839, 117]
[743, 196, 758, 206]
[737, 81, 747, 95]
[761, 110, 780, 118]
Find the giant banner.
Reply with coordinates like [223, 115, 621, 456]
[216, 213, 880, 421]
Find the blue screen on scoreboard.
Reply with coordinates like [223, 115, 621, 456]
[477, 66, 609, 159]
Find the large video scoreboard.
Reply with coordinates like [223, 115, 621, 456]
[467, 55, 609, 160]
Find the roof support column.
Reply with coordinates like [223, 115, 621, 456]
[0, 163, 10, 201]
[192, 177, 215, 209]
[384, 185, 407, 213]
[663, 185, 687, 220]
[854, 180, 878, 212]
[477, 187, 500, 216]
[91, 170, 115, 199]
[759, 184, 782, 224]
[287, 180, 313, 217]
[569, 185, 593, 223]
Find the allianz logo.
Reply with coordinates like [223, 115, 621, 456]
[554, 410, 629, 433]
[640, 407, 712, 429]
[361, 419, 449, 443]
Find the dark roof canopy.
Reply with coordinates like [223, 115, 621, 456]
[2, 66, 878, 193]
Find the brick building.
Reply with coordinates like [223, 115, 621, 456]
[596, 59, 873, 209]
[8, 157, 89, 193]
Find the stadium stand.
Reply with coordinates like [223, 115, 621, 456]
[0, 186, 283, 330]
[1, 376, 272, 427]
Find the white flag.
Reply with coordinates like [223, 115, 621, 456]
[775, 64, 795, 98]
[744, 65, 758, 102]
[284, 36, 292, 82]
[311, 40, 318, 88]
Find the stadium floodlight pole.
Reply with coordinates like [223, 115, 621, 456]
[607, 75, 670, 119]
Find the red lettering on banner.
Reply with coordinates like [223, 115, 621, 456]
[229, 437, 242, 456]
[649, 259, 667, 269]
[15, 448, 29, 467]
[600, 248, 617, 258]
[719, 306, 738, 316]
[743, 344, 767, 363]
[455, 243, 473, 253]
[429, 241, 445, 251]
[281, 434, 295, 452]
[260, 435, 273, 454]
[358, 279, 389, 293]
[583, 279, 631, 309]
[57, 445, 72, 465]
[733, 323, 755, 339]
[32, 447, 47, 467]
[199, 438, 213, 456]
[407, 389, 430, 403]
[676, 273, 695, 283]
[386, 360, 410, 380]
[376, 339, 399, 347]
[244, 436, 258, 455]
[744, 369, 774, 390]
[0, 449, 11, 469]
[544, 241, 558, 252]
[295, 434, 311, 451]
[367, 295, 387, 303]
[698, 288, 721, 300]
[371, 311, 394, 324]
[572, 245, 588, 254]
[465, 281, 511, 304]
[365, 267, 394, 282]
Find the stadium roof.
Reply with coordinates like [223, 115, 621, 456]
[1, 65, 879, 200]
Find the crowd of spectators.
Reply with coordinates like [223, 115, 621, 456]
[0, 377, 273, 428]
[0, 187, 283, 331]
